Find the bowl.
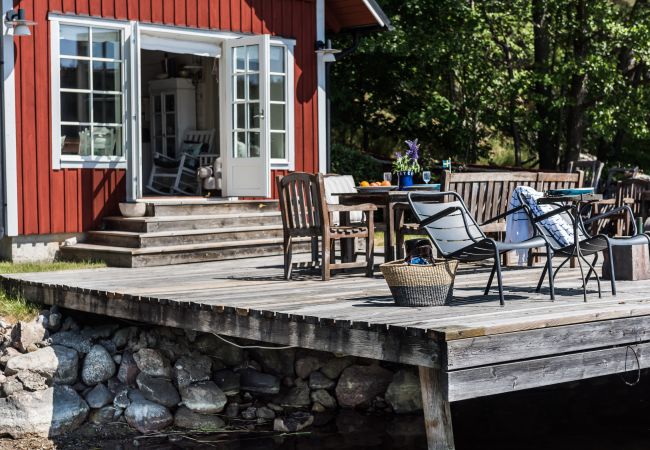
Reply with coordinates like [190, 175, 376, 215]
[119, 202, 147, 218]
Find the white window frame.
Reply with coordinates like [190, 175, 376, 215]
[50, 14, 131, 170]
[269, 38, 295, 171]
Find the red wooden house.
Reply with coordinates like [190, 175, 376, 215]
[0, 0, 389, 263]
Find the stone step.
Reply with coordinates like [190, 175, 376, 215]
[104, 212, 283, 233]
[60, 238, 310, 268]
[87, 225, 285, 248]
[144, 199, 279, 217]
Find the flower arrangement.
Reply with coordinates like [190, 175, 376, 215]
[392, 139, 422, 174]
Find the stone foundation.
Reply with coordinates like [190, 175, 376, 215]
[0, 233, 84, 263]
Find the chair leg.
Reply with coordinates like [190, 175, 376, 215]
[484, 263, 497, 296]
[584, 253, 599, 285]
[495, 251, 505, 306]
[330, 240, 336, 264]
[607, 243, 616, 295]
[536, 263, 547, 293]
[283, 236, 293, 280]
[322, 236, 331, 281]
[311, 236, 319, 265]
[396, 231, 405, 260]
[366, 235, 375, 278]
[546, 247, 555, 301]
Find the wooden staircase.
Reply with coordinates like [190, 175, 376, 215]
[60, 199, 298, 268]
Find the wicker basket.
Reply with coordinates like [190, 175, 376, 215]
[380, 259, 458, 307]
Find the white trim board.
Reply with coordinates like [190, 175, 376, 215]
[316, 0, 327, 174]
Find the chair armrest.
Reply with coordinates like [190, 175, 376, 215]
[154, 152, 176, 162]
[327, 203, 377, 212]
[583, 205, 638, 235]
[481, 205, 526, 226]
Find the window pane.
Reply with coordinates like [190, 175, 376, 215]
[270, 104, 285, 131]
[61, 125, 91, 155]
[165, 94, 175, 112]
[235, 75, 246, 101]
[93, 61, 121, 91]
[92, 28, 121, 59]
[271, 133, 286, 159]
[60, 59, 89, 90]
[270, 46, 285, 73]
[248, 74, 259, 100]
[247, 45, 259, 71]
[93, 94, 122, 124]
[154, 114, 162, 135]
[270, 75, 285, 102]
[249, 103, 260, 129]
[166, 137, 176, 155]
[93, 126, 121, 156]
[235, 47, 246, 72]
[249, 132, 260, 157]
[61, 92, 90, 122]
[235, 103, 246, 129]
[234, 132, 247, 158]
[60, 25, 89, 57]
[154, 96, 162, 113]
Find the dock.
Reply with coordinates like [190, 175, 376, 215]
[4, 255, 650, 450]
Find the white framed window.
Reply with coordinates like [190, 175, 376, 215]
[269, 39, 295, 170]
[50, 16, 131, 169]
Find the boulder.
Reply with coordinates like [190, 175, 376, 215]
[133, 348, 172, 378]
[0, 347, 21, 368]
[295, 356, 322, 380]
[239, 368, 280, 395]
[88, 405, 120, 425]
[124, 400, 173, 433]
[0, 385, 89, 437]
[173, 355, 212, 388]
[273, 411, 314, 432]
[384, 369, 422, 414]
[5, 345, 78, 385]
[174, 406, 225, 430]
[321, 356, 356, 379]
[136, 373, 180, 408]
[84, 383, 113, 409]
[180, 381, 227, 414]
[16, 370, 49, 391]
[311, 389, 337, 409]
[194, 334, 244, 366]
[279, 379, 311, 407]
[49, 331, 93, 354]
[111, 327, 138, 349]
[309, 371, 335, 390]
[46, 312, 62, 332]
[1, 376, 24, 396]
[225, 402, 240, 418]
[82, 345, 115, 386]
[213, 369, 240, 396]
[113, 386, 130, 409]
[241, 406, 257, 420]
[11, 321, 48, 352]
[80, 324, 120, 340]
[335, 365, 393, 408]
[117, 351, 140, 386]
[256, 406, 276, 420]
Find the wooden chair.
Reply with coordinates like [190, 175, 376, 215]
[276, 172, 376, 281]
[567, 160, 604, 191]
[614, 178, 650, 235]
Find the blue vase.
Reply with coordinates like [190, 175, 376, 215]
[397, 171, 414, 190]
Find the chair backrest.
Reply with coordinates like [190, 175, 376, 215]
[603, 166, 640, 198]
[323, 174, 362, 224]
[441, 170, 584, 227]
[616, 178, 650, 216]
[276, 172, 327, 235]
[567, 160, 604, 191]
[184, 129, 216, 153]
[408, 192, 485, 256]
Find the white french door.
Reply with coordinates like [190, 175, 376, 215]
[221, 35, 271, 197]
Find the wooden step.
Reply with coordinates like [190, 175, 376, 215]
[104, 212, 282, 233]
[145, 199, 279, 217]
[60, 238, 310, 268]
[87, 225, 285, 248]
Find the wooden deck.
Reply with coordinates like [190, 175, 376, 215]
[4, 255, 650, 449]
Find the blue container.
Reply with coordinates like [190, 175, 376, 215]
[397, 171, 414, 190]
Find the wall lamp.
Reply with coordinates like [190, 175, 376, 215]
[5, 8, 36, 37]
[315, 40, 341, 63]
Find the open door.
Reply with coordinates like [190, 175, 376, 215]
[221, 35, 271, 197]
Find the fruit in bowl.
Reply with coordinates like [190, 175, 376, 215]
[359, 180, 392, 187]
[360, 181, 370, 187]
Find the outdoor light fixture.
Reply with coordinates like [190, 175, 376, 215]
[5, 8, 36, 37]
[315, 40, 341, 63]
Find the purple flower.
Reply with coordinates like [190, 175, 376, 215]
[405, 139, 420, 161]
[395, 152, 402, 159]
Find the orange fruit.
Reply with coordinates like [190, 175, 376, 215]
[381, 180, 391, 186]
[360, 181, 370, 187]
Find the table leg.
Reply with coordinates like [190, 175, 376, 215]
[386, 201, 396, 262]
[341, 211, 355, 263]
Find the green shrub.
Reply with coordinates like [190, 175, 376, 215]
[331, 144, 385, 183]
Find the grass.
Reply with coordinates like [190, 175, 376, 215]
[0, 260, 105, 323]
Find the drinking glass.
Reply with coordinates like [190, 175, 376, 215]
[422, 171, 432, 184]
[383, 172, 392, 183]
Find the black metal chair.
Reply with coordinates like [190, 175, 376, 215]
[407, 191, 554, 305]
[516, 190, 650, 299]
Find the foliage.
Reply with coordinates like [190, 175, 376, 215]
[392, 139, 422, 173]
[330, 0, 650, 172]
[330, 143, 384, 182]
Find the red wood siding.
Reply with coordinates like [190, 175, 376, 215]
[14, 0, 319, 236]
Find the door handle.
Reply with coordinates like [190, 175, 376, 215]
[253, 109, 265, 120]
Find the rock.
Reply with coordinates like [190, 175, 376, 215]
[98, 339, 117, 355]
[174, 406, 225, 430]
[133, 348, 171, 378]
[11, 321, 48, 352]
[5, 345, 78, 385]
[267, 402, 283, 413]
[279, 381, 311, 407]
[385, 369, 422, 414]
[213, 369, 240, 395]
[311, 389, 337, 409]
[2, 376, 24, 396]
[89, 405, 119, 424]
[309, 371, 335, 390]
[321, 356, 356, 379]
[241, 406, 257, 420]
[113, 354, 122, 365]
[124, 400, 173, 433]
[312, 402, 326, 413]
[0, 385, 89, 437]
[112, 327, 138, 349]
[180, 381, 227, 414]
[84, 383, 113, 409]
[335, 365, 393, 408]
[295, 356, 323, 380]
[173, 355, 212, 388]
[0, 347, 20, 368]
[136, 373, 180, 408]
[60, 317, 79, 332]
[49, 331, 93, 354]
[249, 348, 296, 377]
[256, 406, 276, 420]
[82, 345, 116, 386]
[16, 370, 49, 391]
[117, 351, 140, 386]
[194, 334, 244, 366]
[113, 387, 130, 409]
[46, 313, 62, 332]
[273, 411, 314, 432]
[128, 388, 146, 403]
[239, 368, 280, 395]
[225, 402, 240, 418]
[81, 324, 120, 340]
